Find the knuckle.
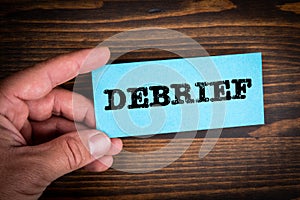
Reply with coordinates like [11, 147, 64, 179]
[61, 135, 87, 170]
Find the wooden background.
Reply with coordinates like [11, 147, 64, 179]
[1, 0, 300, 199]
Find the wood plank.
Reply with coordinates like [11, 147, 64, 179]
[0, 0, 299, 199]
[40, 137, 300, 199]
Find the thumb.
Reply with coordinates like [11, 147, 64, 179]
[34, 130, 111, 181]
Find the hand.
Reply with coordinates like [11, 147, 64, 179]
[0, 48, 123, 199]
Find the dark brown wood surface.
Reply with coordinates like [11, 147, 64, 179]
[1, 0, 300, 199]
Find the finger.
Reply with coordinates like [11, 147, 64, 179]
[32, 130, 112, 181]
[31, 117, 123, 155]
[1, 47, 110, 101]
[0, 115, 26, 146]
[108, 138, 123, 155]
[20, 119, 32, 145]
[84, 156, 113, 172]
[30, 117, 88, 145]
[26, 88, 95, 127]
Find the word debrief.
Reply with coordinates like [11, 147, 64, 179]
[103, 78, 252, 110]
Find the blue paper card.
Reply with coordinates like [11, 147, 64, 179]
[92, 53, 264, 138]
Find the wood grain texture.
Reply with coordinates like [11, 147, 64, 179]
[39, 137, 300, 200]
[0, 0, 299, 199]
[278, 2, 300, 14]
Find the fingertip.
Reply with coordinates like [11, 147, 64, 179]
[101, 46, 111, 62]
[110, 138, 123, 155]
[84, 156, 113, 172]
[93, 46, 110, 65]
[79, 47, 111, 73]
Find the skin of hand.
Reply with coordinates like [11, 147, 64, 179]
[0, 47, 123, 199]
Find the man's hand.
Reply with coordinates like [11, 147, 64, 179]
[0, 47, 123, 199]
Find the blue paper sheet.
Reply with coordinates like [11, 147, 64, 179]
[92, 53, 264, 138]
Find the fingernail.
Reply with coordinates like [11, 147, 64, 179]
[88, 132, 111, 159]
